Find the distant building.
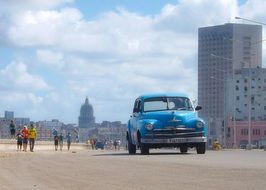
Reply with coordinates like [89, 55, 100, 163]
[0, 119, 10, 138]
[224, 67, 266, 148]
[198, 23, 262, 146]
[15, 118, 30, 126]
[77, 97, 95, 142]
[35, 124, 53, 141]
[76, 98, 127, 143]
[4, 111, 14, 119]
[88, 121, 127, 146]
[37, 119, 64, 129]
[227, 120, 266, 148]
[36, 119, 64, 141]
[0, 111, 30, 138]
[78, 97, 95, 128]
[226, 67, 266, 121]
[0, 110, 80, 141]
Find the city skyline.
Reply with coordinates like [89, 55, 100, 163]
[1, 0, 266, 123]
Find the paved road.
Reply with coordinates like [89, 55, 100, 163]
[0, 149, 266, 190]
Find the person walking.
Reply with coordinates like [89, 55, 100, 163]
[59, 133, 64, 151]
[54, 135, 59, 151]
[90, 139, 94, 150]
[9, 120, 16, 139]
[29, 123, 37, 152]
[117, 140, 121, 150]
[52, 128, 58, 136]
[93, 139, 97, 150]
[66, 132, 72, 151]
[16, 131, 23, 151]
[22, 126, 29, 152]
[113, 140, 118, 151]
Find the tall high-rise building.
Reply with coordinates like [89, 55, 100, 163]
[198, 23, 262, 144]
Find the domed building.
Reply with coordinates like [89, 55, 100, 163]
[78, 97, 95, 128]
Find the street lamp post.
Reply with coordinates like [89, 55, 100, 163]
[246, 61, 252, 150]
[210, 75, 227, 148]
[235, 17, 266, 26]
[210, 54, 235, 148]
[213, 33, 265, 148]
[211, 54, 254, 149]
[235, 16, 266, 149]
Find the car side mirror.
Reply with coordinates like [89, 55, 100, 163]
[195, 105, 202, 111]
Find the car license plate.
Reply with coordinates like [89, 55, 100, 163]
[168, 138, 195, 143]
[168, 138, 189, 143]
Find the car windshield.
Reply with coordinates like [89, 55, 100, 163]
[143, 97, 193, 112]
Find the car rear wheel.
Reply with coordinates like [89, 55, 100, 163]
[196, 142, 206, 154]
[128, 140, 136, 154]
[180, 146, 188, 153]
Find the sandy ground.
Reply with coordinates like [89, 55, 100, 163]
[0, 148, 266, 190]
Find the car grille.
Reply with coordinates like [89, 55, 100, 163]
[145, 128, 203, 138]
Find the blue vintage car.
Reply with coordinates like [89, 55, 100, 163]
[127, 93, 207, 155]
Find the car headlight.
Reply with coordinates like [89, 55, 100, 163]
[146, 123, 154, 130]
[196, 121, 204, 128]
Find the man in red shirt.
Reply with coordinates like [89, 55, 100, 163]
[22, 126, 29, 152]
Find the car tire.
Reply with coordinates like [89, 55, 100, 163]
[180, 146, 188, 153]
[196, 142, 206, 154]
[140, 143, 149, 155]
[128, 140, 136, 154]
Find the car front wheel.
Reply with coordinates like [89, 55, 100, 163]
[180, 146, 188, 153]
[140, 143, 149, 155]
[196, 142, 206, 154]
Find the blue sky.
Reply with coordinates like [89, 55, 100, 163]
[0, 0, 265, 124]
[73, 0, 180, 18]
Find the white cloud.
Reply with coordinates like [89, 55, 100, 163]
[0, 91, 44, 118]
[0, 0, 74, 13]
[1, 0, 266, 123]
[37, 49, 65, 69]
[239, 0, 266, 20]
[154, 0, 238, 32]
[0, 61, 50, 91]
[8, 8, 83, 46]
[6, 0, 240, 56]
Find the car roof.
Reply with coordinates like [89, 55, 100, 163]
[138, 93, 190, 100]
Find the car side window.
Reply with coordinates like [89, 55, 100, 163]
[133, 99, 141, 113]
[137, 100, 142, 112]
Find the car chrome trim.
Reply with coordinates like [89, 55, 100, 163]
[168, 117, 182, 123]
[141, 137, 207, 144]
[153, 128, 195, 132]
[145, 131, 203, 138]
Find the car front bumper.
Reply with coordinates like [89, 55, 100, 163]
[141, 136, 207, 144]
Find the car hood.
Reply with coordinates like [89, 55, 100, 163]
[142, 110, 197, 126]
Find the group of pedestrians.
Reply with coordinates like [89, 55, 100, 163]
[52, 129, 72, 151]
[9, 120, 72, 152]
[14, 123, 37, 152]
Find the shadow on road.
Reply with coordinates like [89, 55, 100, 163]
[92, 152, 194, 157]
